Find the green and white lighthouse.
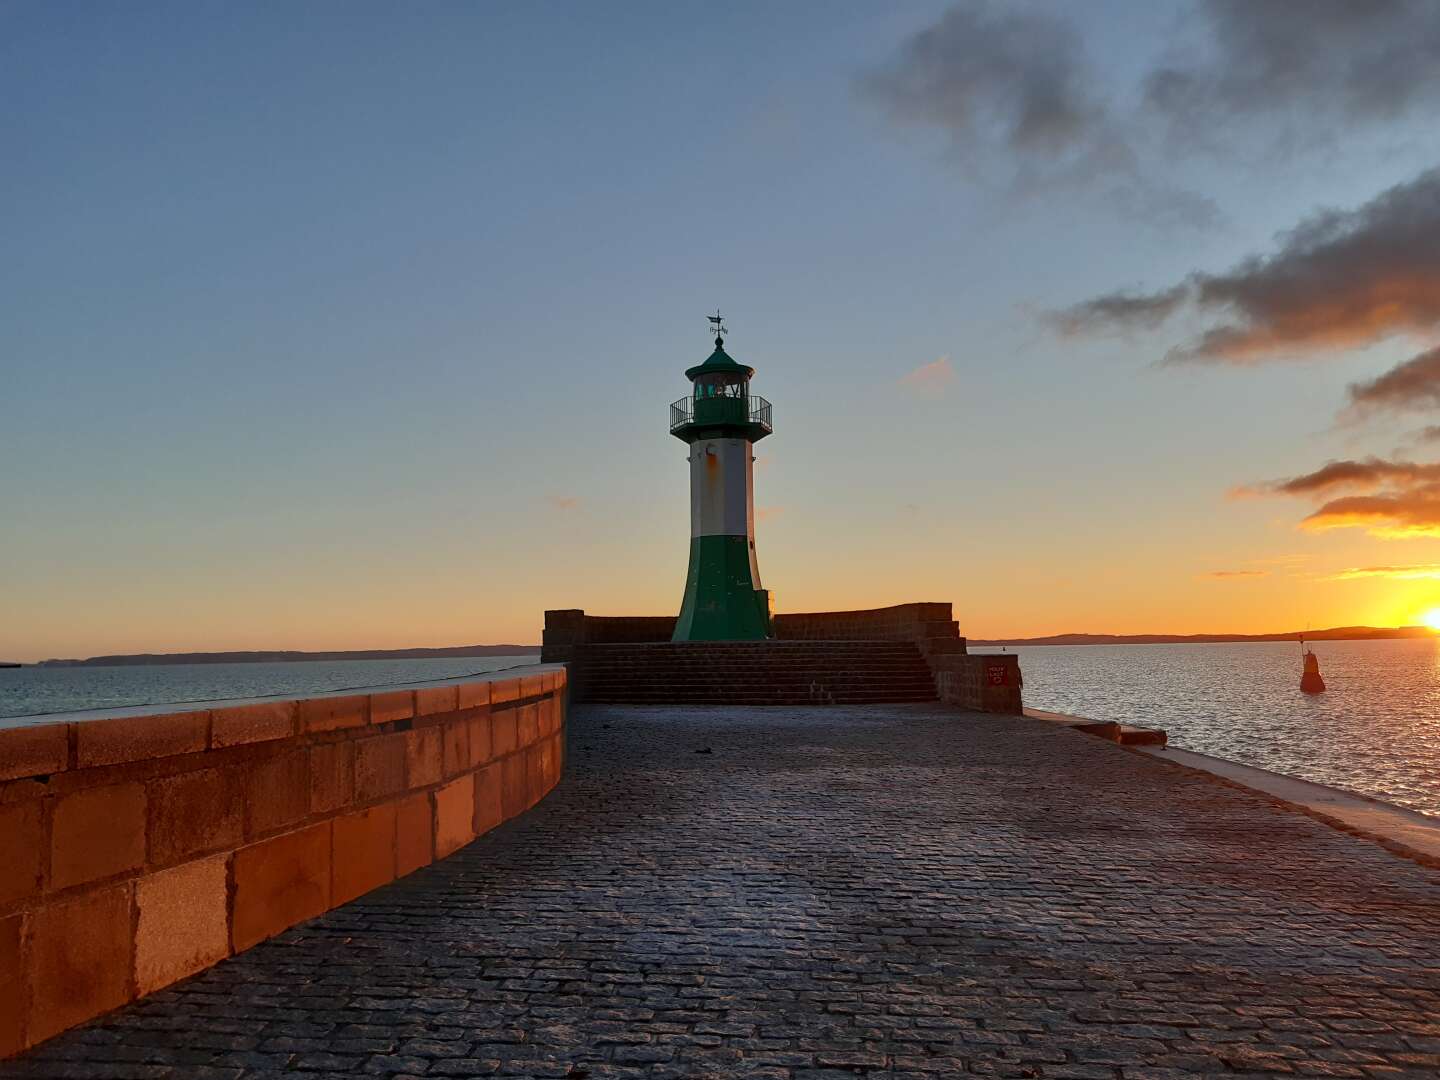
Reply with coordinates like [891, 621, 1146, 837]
[668, 314, 774, 641]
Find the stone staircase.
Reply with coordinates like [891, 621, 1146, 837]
[574, 640, 938, 705]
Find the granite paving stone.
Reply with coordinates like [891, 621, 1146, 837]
[4, 704, 1440, 1078]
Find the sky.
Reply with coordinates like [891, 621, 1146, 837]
[5, 1, 1440, 661]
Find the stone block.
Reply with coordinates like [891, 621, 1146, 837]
[355, 732, 406, 802]
[492, 709, 518, 758]
[490, 677, 521, 706]
[134, 855, 229, 996]
[147, 766, 243, 867]
[500, 753, 527, 820]
[51, 782, 146, 891]
[525, 744, 543, 809]
[332, 803, 397, 905]
[416, 685, 459, 718]
[434, 775, 475, 858]
[0, 722, 69, 782]
[0, 800, 45, 906]
[210, 701, 296, 749]
[536, 695, 557, 738]
[76, 710, 208, 768]
[442, 718, 470, 778]
[517, 703, 540, 748]
[0, 913, 22, 1056]
[27, 884, 132, 1045]
[473, 763, 503, 836]
[244, 750, 310, 838]
[457, 680, 490, 710]
[468, 712, 493, 766]
[231, 822, 332, 952]
[297, 694, 368, 733]
[404, 728, 443, 789]
[309, 741, 355, 815]
[395, 792, 433, 877]
[368, 690, 414, 726]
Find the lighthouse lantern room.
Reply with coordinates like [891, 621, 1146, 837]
[668, 313, 774, 641]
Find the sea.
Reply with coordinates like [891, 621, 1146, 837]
[0, 656, 540, 725]
[972, 637, 1440, 819]
[4, 640, 1438, 819]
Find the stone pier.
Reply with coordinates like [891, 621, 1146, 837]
[5, 701, 1438, 1078]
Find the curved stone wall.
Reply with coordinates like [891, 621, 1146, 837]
[0, 666, 566, 1058]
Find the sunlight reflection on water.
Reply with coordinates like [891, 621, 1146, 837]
[979, 638, 1440, 818]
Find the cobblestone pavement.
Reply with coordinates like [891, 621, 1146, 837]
[7, 704, 1440, 1079]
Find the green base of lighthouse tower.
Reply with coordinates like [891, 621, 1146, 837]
[669, 316, 773, 641]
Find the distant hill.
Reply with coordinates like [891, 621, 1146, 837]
[970, 626, 1435, 647]
[0, 662, 21, 668]
[38, 644, 541, 667]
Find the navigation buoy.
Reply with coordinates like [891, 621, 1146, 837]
[1300, 647, 1326, 694]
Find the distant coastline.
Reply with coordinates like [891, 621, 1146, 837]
[35, 645, 541, 668]
[971, 625, 1434, 647]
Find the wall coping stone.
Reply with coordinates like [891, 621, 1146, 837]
[0, 663, 564, 784]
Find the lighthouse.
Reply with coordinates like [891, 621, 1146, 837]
[669, 313, 773, 641]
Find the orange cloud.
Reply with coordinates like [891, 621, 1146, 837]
[1238, 456, 1440, 538]
[545, 495, 581, 511]
[1328, 564, 1440, 580]
[1052, 166, 1440, 363]
[756, 506, 785, 522]
[1198, 569, 1268, 580]
[899, 355, 955, 393]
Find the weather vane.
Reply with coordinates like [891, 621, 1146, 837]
[707, 309, 726, 341]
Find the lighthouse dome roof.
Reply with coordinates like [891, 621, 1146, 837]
[685, 337, 755, 381]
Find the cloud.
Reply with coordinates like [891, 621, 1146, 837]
[860, 4, 1107, 161]
[899, 355, 955, 393]
[1328, 564, 1440, 581]
[1343, 346, 1440, 419]
[1301, 491, 1440, 538]
[856, 3, 1214, 223]
[756, 506, 785, 523]
[1047, 285, 1188, 337]
[1052, 166, 1440, 363]
[1147, 1, 1440, 135]
[1241, 458, 1440, 499]
[545, 495, 581, 511]
[1199, 569, 1267, 580]
[1241, 456, 1440, 538]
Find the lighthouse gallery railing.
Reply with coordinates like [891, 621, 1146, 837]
[669, 395, 772, 434]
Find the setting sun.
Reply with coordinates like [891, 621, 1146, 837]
[1422, 608, 1440, 632]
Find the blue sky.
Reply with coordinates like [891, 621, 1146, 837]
[6, 1, 1440, 660]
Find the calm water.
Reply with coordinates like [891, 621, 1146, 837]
[973, 638, 1440, 819]
[0, 656, 540, 726]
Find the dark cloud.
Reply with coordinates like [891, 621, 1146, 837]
[1242, 457, 1440, 498]
[1148, 0, 1440, 132]
[860, 4, 1106, 159]
[856, 2, 1218, 223]
[1344, 346, 1440, 418]
[1240, 456, 1440, 538]
[1047, 285, 1188, 337]
[1052, 167, 1440, 362]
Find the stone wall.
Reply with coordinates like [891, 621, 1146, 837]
[0, 666, 566, 1058]
[933, 653, 1023, 714]
[542, 604, 1022, 714]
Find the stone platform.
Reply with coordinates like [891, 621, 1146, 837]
[6, 703, 1439, 1079]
